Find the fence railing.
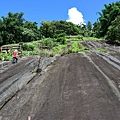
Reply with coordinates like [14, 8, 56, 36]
[0, 45, 22, 53]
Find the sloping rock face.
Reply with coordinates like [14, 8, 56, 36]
[0, 52, 120, 120]
[0, 55, 57, 109]
[0, 41, 120, 120]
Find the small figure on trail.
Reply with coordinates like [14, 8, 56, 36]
[12, 49, 18, 64]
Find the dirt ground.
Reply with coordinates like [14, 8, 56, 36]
[0, 41, 120, 120]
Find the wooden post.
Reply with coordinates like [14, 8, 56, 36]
[0, 46, 2, 53]
[19, 45, 22, 51]
[1, 57, 4, 68]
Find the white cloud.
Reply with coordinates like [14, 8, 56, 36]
[66, 7, 85, 25]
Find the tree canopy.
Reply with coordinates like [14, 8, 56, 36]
[0, 1, 120, 46]
[0, 14, 87, 46]
[93, 1, 120, 43]
[0, 12, 40, 45]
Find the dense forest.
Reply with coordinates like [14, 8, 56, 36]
[0, 1, 120, 46]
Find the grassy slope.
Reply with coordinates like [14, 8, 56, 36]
[0, 36, 103, 61]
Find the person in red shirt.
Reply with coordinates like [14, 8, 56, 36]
[12, 49, 18, 63]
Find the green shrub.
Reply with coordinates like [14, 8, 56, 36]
[19, 42, 24, 46]
[40, 38, 56, 48]
[0, 53, 12, 61]
[22, 44, 34, 51]
[0, 54, 3, 60]
[97, 47, 108, 52]
[53, 33, 66, 45]
[22, 44, 28, 50]
[29, 50, 42, 55]
[4, 54, 12, 61]
[22, 51, 28, 56]
[57, 33, 66, 38]
[52, 45, 67, 54]
[77, 35, 83, 40]
[66, 36, 71, 39]
[84, 47, 91, 50]
[56, 37, 66, 44]
[29, 44, 34, 51]
[71, 42, 84, 53]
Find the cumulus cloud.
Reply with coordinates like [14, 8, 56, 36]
[66, 7, 85, 25]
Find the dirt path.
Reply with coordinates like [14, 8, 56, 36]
[0, 52, 120, 120]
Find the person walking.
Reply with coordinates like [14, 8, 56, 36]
[12, 49, 18, 63]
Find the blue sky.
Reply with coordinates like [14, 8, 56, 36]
[0, 0, 118, 26]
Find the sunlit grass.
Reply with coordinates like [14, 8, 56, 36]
[83, 37, 104, 41]
[1, 36, 102, 60]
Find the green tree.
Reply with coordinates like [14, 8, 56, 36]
[40, 21, 51, 38]
[96, 1, 120, 37]
[0, 12, 41, 45]
[24, 21, 40, 41]
[106, 15, 120, 43]
[93, 22, 101, 37]
[87, 21, 92, 30]
[39, 20, 82, 38]
[1, 12, 25, 44]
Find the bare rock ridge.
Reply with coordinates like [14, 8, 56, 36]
[0, 55, 57, 109]
[0, 40, 120, 120]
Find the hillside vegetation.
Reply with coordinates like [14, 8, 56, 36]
[0, 1, 120, 60]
